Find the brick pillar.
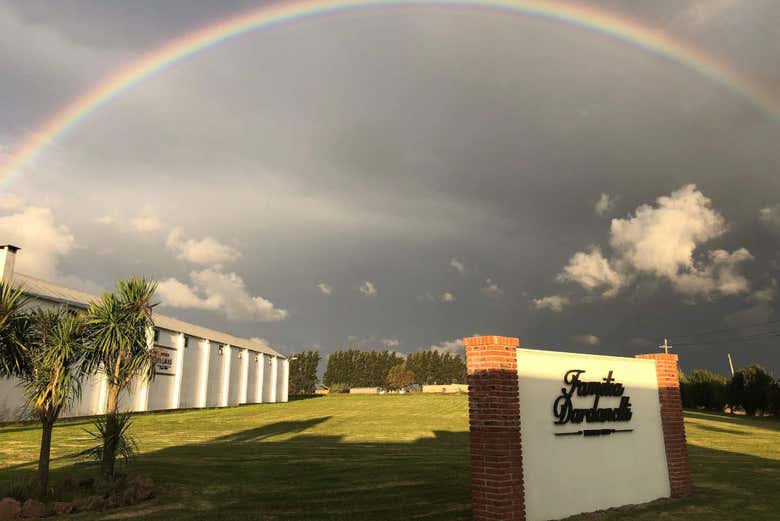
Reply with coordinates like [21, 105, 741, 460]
[465, 336, 525, 521]
[635, 353, 693, 498]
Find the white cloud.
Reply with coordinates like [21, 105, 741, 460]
[673, 248, 752, 297]
[381, 338, 400, 347]
[316, 283, 333, 295]
[449, 258, 466, 274]
[609, 185, 726, 279]
[157, 268, 288, 322]
[759, 204, 780, 232]
[426, 338, 465, 355]
[0, 206, 75, 278]
[533, 295, 570, 312]
[0, 193, 25, 212]
[359, 280, 377, 296]
[157, 277, 222, 310]
[96, 215, 115, 225]
[571, 334, 601, 346]
[556, 185, 752, 300]
[440, 292, 455, 303]
[166, 227, 240, 266]
[594, 193, 615, 217]
[557, 247, 624, 297]
[482, 278, 503, 298]
[131, 209, 163, 233]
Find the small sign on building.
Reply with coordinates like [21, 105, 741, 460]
[151, 346, 176, 376]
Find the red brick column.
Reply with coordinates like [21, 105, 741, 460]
[465, 336, 525, 521]
[635, 353, 693, 498]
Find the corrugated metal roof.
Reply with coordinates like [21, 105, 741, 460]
[12, 273, 284, 358]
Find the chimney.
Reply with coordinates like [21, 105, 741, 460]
[0, 244, 20, 281]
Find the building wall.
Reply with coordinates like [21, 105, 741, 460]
[227, 347, 243, 406]
[0, 377, 26, 420]
[422, 384, 468, 394]
[147, 329, 180, 411]
[245, 353, 261, 404]
[178, 338, 206, 409]
[205, 343, 226, 408]
[262, 355, 274, 402]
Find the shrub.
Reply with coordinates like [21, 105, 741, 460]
[0, 478, 33, 502]
[80, 411, 139, 467]
[728, 365, 775, 416]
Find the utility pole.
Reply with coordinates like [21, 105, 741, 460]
[658, 338, 672, 355]
[727, 353, 735, 377]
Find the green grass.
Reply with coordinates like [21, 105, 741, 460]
[0, 395, 778, 520]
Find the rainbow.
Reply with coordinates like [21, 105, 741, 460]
[2, 0, 778, 185]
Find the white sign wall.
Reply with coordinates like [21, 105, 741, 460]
[516, 348, 670, 521]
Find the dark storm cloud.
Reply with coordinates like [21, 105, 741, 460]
[0, 0, 778, 375]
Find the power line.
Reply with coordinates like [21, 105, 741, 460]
[672, 318, 780, 343]
[674, 330, 780, 348]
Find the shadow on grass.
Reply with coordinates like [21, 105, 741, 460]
[4, 418, 472, 521]
[691, 424, 748, 436]
[286, 395, 324, 402]
[685, 410, 780, 430]
[4, 415, 778, 521]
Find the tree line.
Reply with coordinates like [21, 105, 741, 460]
[0, 278, 157, 498]
[681, 364, 780, 416]
[287, 348, 466, 393]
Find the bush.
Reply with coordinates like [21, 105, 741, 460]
[0, 478, 33, 502]
[327, 383, 350, 394]
[728, 365, 775, 416]
[79, 411, 139, 467]
[680, 369, 728, 411]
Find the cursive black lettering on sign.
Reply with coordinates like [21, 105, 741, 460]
[553, 369, 632, 426]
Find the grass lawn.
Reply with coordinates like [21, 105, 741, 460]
[0, 394, 778, 520]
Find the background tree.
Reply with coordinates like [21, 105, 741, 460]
[85, 277, 157, 479]
[385, 364, 416, 391]
[19, 308, 88, 497]
[406, 351, 466, 385]
[289, 350, 320, 395]
[728, 365, 775, 416]
[323, 350, 404, 389]
[679, 369, 728, 410]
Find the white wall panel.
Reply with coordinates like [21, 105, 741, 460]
[516, 349, 669, 521]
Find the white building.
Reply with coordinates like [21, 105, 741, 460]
[0, 244, 288, 422]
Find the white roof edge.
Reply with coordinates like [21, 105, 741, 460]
[12, 272, 285, 359]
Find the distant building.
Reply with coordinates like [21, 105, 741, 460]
[0, 244, 288, 422]
[422, 384, 468, 394]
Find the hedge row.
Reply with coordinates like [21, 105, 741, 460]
[681, 364, 780, 416]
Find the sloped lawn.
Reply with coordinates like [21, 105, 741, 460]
[1, 395, 778, 520]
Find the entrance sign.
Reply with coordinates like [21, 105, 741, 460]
[552, 369, 633, 426]
[465, 336, 692, 521]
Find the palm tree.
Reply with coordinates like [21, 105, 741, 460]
[20, 308, 87, 497]
[0, 280, 30, 377]
[85, 277, 157, 479]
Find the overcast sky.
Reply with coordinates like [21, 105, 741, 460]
[0, 0, 778, 374]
